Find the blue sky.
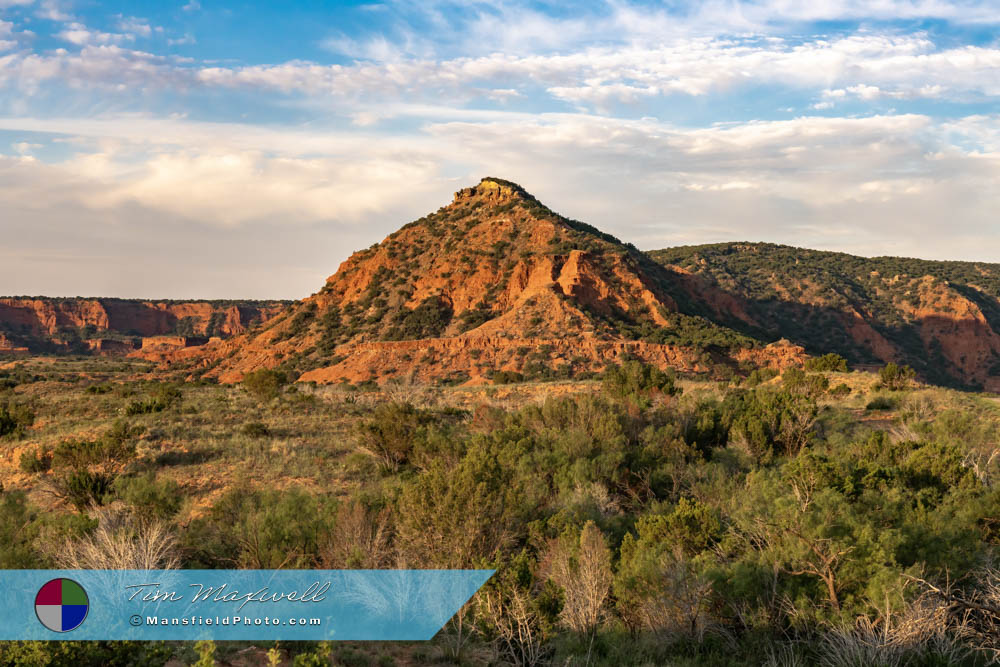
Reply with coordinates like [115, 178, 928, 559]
[1, 0, 998, 298]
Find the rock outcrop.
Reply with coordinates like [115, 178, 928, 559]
[0, 298, 286, 355]
[126, 179, 1000, 390]
[648, 243, 1000, 390]
[165, 178, 799, 385]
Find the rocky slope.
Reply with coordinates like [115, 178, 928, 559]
[649, 243, 1000, 390]
[141, 180, 999, 390]
[170, 178, 798, 384]
[0, 297, 286, 354]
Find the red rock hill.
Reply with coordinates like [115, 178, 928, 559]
[167, 178, 802, 384]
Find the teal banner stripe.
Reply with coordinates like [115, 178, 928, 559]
[3, 570, 494, 640]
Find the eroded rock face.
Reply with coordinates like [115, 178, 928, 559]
[647, 243, 1000, 389]
[0, 298, 285, 355]
[139, 180, 1000, 389]
[161, 178, 794, 385]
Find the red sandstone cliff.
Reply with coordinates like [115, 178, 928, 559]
[0, 297, 285, 354]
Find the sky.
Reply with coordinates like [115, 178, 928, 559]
[0, 1, 998, 299]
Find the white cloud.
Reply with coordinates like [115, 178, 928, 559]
[116, 16, 154, 39]
[2, 21, 999, 115]
[0, 111, 997, 297]
[35, 0, 72, 22]
[56, 22, 133, 46]
[2, 0, 1000, 297]
[11, 140, 40, 154]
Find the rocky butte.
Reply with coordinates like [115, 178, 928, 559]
[142, 177, 1000, 390]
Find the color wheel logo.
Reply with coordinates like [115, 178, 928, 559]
[35, 578, 89, 633]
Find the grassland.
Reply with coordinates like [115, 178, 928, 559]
[2, 354, 1000, 665]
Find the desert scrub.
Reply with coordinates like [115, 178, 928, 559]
[0, 400, 34, 438]
[242, 368, 290, 401]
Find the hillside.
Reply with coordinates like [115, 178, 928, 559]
[0, 297, 287, 355]
[169, 178, 798, 385]
[128, 180, 999, 390]
[649, 243, 1000, 390]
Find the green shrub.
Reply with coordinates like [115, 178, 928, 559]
[54, 469, 115, 511]
[866, 394, 896, 410]
[727, 389, 818, 459]
[0, 641, 171, 666]
[744, 367, 778, 387]
[124, 382, 182, 415]
[355, 402, 433, 472]
[18, 447, 51, 474]
[0, 400, 34, 438]
[51, 421, 140, 472]
[113, 472, 182, 521]
[243, 369, 289, 401]
[878, 362, 916, 391]
[829, 382, 851, 397]
[493, 370, 526, 385]
[182, 487, 334, 568]
[0, 488, 40, 567]
[242, 421, 271, 438]
[602, 361, 678, 399]
[456, 306, 495, 333]
[805, 353, 849, 372]
[383, 295, 453, 340]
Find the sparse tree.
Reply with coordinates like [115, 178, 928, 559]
[50, 508, 180, 570]
[542, 521, 612, 636]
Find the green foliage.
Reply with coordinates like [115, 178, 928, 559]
[0, 399, 34, 438]
[866, 394, 897, 410]
[782, 367, 830, 397]
[0, 641, 171, 666]
[728, 389, 818, 460]
[242, 368, 289, 401]
[602, 361, 679, 400]
[743, 366, 778, 387]
[0, 365, 38, 390]
[113, 472, 183, 521]
[50, 421, 141, 510]
[18, 447, 51, 473]
[55, 469, 116, 511]
[292, 644, 335, 667]
[123, 382, 182, 415]
[829, 382, 851, 396]
[383, 295, 453, 340]
[0, 488, 39, 567]
[51, 421, 140, 472]
[355, 402, 434, 471]
[242, 421, 271, 438]
[457, 306, 495, 333]
[182, 487, 334, 568]
[194, 640, 216, 667]
[879, 362, 917, 390]
[805, 353, 849, 372]
[631, 312, 757, 351]
[396, 443, 525, 567]
[492, 370, 526, 385]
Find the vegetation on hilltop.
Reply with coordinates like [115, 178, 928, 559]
[648, 242, 1000, 389]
